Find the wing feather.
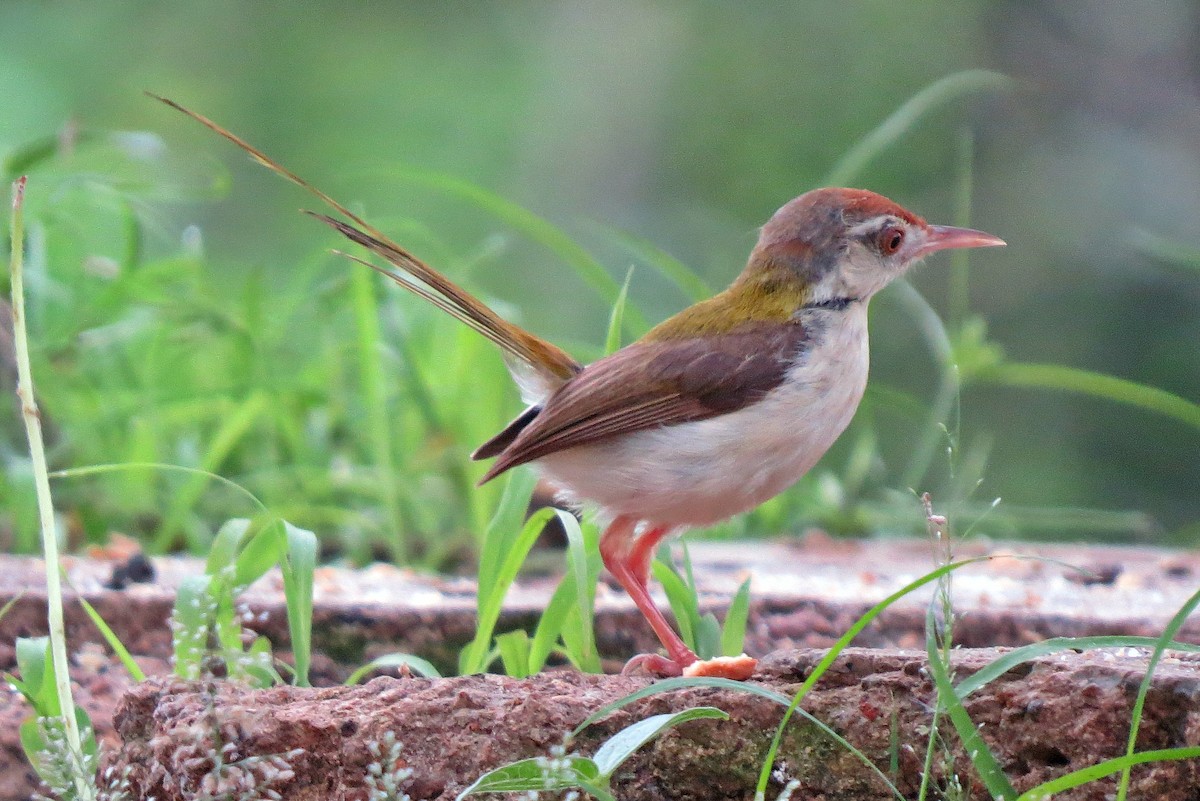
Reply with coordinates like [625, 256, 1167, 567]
[477, 321, 810, 483]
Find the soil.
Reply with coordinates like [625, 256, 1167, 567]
[2, 536, 1199, 799]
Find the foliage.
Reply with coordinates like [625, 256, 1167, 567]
[457, 707, 730, 801]
[170, 513, 316, 687]
[652, 543, 751, 660]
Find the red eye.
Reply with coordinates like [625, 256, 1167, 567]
[879, 226, 905, 255]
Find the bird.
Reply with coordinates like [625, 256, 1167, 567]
[154, 95, 1005, 680]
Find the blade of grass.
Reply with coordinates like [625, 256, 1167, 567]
[1021, 748, 1200, 800]
[344, 653, 442, 684]
[1127, 227, 1200, 273]
[604, 267, 633, 354]
[1115, 582, 1200, 800]
[77, 598, 146, 682]
[598, 225, 714, 303]
[591, 707, 729, 778]
[956, 636, 1200, 699]
[9, 175, 96, 801]
[495, 630, 532, 678]
[529, 572, 578, 672]
[823, 70, 1011, 186]
[460, 500, 552, 675]
[475, 468, 538, 609]
[925, 604, 1017, 800]
[348, 265, 409, 562]
[571, 676, 905, 801]
[651, 559, 697, 652]
[280, 520, 317, 687]
[976, 362, 1200, 433]
[152, 390, 271, 552]
[754, 556, 1006, 801]
[50, 462, 269, 513]
[558, 511, 600, 672]
[720, 577, 752, 657]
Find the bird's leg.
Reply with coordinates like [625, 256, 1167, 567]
[599, 515, 698, 676]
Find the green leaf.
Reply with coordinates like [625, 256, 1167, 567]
[14, 637, 56, 716]
[925, 605, 1018, 800]
[651, 559, 697, 651]
[1020, 747, 1200, 800]
[495, 630, 532, 678]
[173, 574, 213, 680]
[475, 469, 538, 609]
[460, 501, 552, 675]
[1116, 582, 1200, 800]
[206, 517, 252, 575]
[281, 520, 317, 687]
[976, 362, 1200, 433]
[753, 556, 1005, 800]
[720, 577, 752, 657]
[569, 676, 904, 800]
[455, 755, 605, 800]
[232, 518, 287, 589]
[956, 636, 1200, 700]
[77, 598, 146, 682]
[604, 267, 634, 354]
[529, 572, 579, 673]
[592, 707, 728, 778]
[559, 512, 600, 672]
[695, 613, 722, 661]
[344, 653, 442, 685]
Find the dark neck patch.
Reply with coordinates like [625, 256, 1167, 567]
[802, 296, 859, 312]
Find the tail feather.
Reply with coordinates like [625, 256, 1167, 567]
[150, 93, 582, 393]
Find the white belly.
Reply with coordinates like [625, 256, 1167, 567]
[537, 305, 871, 527]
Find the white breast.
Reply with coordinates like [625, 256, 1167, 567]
[537, 304, 871, 528]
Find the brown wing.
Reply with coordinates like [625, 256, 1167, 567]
[475, 321, 810, 483]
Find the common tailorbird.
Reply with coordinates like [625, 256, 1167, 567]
[156, 95, 1005, 680]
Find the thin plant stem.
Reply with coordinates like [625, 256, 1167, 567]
[9, 176, 96, 801]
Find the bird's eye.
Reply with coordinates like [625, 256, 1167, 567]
[878, 226, 905, 255]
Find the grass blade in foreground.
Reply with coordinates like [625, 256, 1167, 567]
[753, 556, 1004, 801]
[925, 605, 1017, 800]
[459, 707, 727, 801]
[1114, 581, 1200, 801]
[955, 635, 1200, 699]
[9, 175, 97, 801]
[571, 675, 905, 801]
[1019, 748, 1200, 800]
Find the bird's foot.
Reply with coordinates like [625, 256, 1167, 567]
[621, 652, 758, 680]
[621, 652, 686, 677]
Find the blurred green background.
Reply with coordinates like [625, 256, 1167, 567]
[1, 1, 1197, 564]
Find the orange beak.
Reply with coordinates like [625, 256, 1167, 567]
[917, 224, 1006, 258]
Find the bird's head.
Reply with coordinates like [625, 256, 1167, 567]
[746, 187, 1005, 305]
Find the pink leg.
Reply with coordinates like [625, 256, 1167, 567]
[600, 515, 697, 675]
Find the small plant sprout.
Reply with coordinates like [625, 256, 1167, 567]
[457, 707, 729, 801]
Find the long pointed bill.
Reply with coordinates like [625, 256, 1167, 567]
[917, 224, 1006, 258]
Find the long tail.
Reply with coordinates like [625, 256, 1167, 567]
[149, 94, 582, 397]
